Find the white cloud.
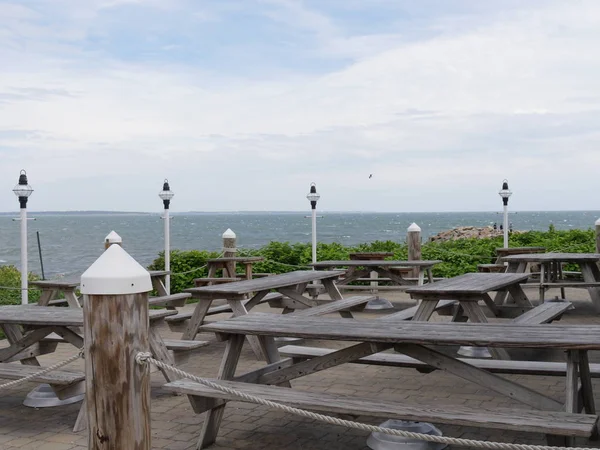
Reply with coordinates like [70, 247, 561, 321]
[1, 0, 600, 212]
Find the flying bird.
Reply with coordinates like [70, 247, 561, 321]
[369, 174, 373, 179]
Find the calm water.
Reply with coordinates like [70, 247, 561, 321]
[0, 211, 598, 278]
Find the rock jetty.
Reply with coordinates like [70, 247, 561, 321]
[428, 226, 508, 242]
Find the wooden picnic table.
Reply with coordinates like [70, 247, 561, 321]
[500, 253, 600, 307]
[182, 270, 345, 355]
[405, 273, 533, 359]
[148, 270, 170, 296]
[170, 314, 600, 448]
[0, 305, 185, 431]
[312, 260, 442, 288]
[30, 280, 81, 308]
[206, 256, 264, 281]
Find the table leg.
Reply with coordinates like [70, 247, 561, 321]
[580, 263, 600, 312]
[0, 324, 43, 365]
[183, 300, 213, 340]
[148, 326, 179, 382]
[417, 268, 425, 286]
[321, 278, 343, 301]
[411, 299, 439, 321]
[197, 334, 245, 450]
[64, 290, 81, 308]
[227, 300, 266, 360]
[244, 263, 253, 280]
[578, 350, 598, 440]
[565, 350, 580, 446]
[426, 267, 434, 284]
[207, 263, 217, 278]
[494, 262, 521, 305]
[37, 289, 57, 306]
[460, 302, 510, 360]
[151, 276, 168, 297]
[505, 284, 533, 307]
[539, 263, 546, 303]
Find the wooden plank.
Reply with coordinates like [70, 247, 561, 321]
[406, 273, 530, 296]
[501, 253, 600, 263]
[199, 314, 600, 349]
[380, 300, 457, 321]
[165, 379, 597, 437]
[163, 339, 209, 351]
[395, 343, 562, 411]
[0, 326, 58, 362]
[185, 270, 343, 296]
[278, 345, 600, 377]
[197, 334, 245, 449]
[277, 287, 316, 308]
[292, 296, 375, 317]
[411, 300, 439, 321]
[0, 363, 84, 384]
[512, 302, 572, 324]
[312, 260, 442, 268]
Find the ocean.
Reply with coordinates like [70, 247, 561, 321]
[0, 210, 598, 278]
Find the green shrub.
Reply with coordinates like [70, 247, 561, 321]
[0, 265, 41, 305]
[148, 228, 598, 292]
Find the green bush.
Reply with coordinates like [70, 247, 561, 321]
[148, 228, 598, 293]
[0, 265, 41, 305]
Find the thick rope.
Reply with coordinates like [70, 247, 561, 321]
[135, 352, 597, 450]
[0, 348, 84, 390]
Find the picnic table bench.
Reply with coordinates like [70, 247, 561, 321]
[181, 270, 345, 358]
[0, 305, 195, 431]
[500, 253, 600, 307]
[166, 314, 600, 448]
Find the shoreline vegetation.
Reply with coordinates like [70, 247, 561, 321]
[0, 225, 595, 301]
[148, 225, 595, 294]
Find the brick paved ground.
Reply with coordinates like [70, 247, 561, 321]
[1, 287, 600, 449]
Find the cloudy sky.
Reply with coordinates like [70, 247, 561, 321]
[1, 0, 599, 213]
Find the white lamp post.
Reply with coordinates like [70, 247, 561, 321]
[13, 170, 33, 305]
[158, 179, 174, 295]
[498, 179, 512, 248]
[306, 183, 320, 266]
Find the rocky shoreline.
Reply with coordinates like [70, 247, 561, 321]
[428, 226, 518, 242]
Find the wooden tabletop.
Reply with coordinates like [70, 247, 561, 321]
[206, 257, 264, 263]
[312, 260, 442, 268]
[30, 280, 79, 289]
[200, 314, 600, 350]
[348, 252, 394, 260]
[495, 247, 546, 256]
[185, 270, 344, 296]
[405, 273, 530, 295]
[500, 253, 600, 263]
[0, 305, 176, 326]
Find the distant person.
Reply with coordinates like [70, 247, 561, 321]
[509, 222, 513, 232]
[493, 222, 497, 230]
[499, 224, 503, 231]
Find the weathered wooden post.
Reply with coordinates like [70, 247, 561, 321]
[596, 218, 600, 254]
[407, 223, 422, 278]
[81, 243, 152, 449]
[222, 228, 237, 278]
[104, 230, 122, 250]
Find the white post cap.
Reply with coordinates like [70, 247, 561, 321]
[407, 223, 421, 232]
[81, 244, 152, 295]
[596, 218, 600, 226]
[105, 230, 122, 244]
[222, 228, 236, 239]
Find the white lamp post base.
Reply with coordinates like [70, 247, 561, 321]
[364, 297, 394, 310]
[457, 346, 492, 358]
[23, 384, 84, 408]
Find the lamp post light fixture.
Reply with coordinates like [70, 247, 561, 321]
[159, 179, 174, 295]
[13, 170, 33, 305]
[498, 179, 512, 249]
[306, 182, 320, 266]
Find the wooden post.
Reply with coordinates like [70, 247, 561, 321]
[407, 223, 422, 278]
[104, 230, 122, 250]
[81, 243, 152, 449]
[596, 218, 600, 254]
[222, 228, 237, 278]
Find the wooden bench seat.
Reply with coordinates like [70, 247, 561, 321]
[540, 282, 600, 288]
[0, 362, 84, 385]
[193, 277, 241, 287]
[279, 345, 600, 377]
[165, 292, 284, 332]
[163, 339, 209, 365]
[291, 296, 375, 317]
[164, 378, 598, 441]
[148, 293, 191, 308]
[380, 299, 457, 321]
[477, 264, 506, 273]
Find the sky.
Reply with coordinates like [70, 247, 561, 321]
[1, 0, 599, 213]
